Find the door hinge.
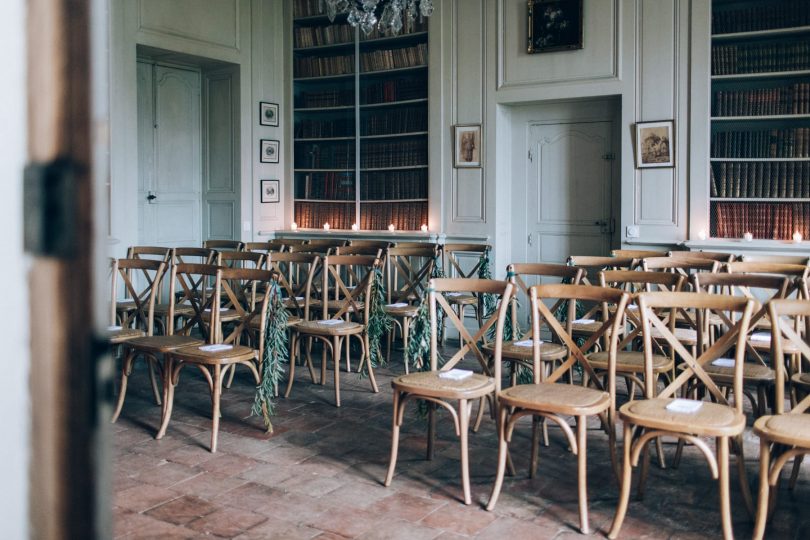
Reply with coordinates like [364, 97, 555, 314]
[23, 158, 78, 257]
[528, 149, 533, 162]
[602, 152, 616, 161]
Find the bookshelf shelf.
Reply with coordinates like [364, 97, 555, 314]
[709, 0, 810, 241]
[293, 1, 429, 231]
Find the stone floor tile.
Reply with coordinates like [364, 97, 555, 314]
[186, 506, 267, 538]
[144, 494, 217, 525]
[115, 482, 180, 513]
[420, 502, 498, 536]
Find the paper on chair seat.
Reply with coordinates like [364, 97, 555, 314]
[445, 292, 464, 297]
[513, 339, 542, 347]
[750, 332, 770, 342]
[627, 305, 638, 310]
[199, 344, 233, 352]
[318, 319, 343, 325]
[439, 368, 473, 381]
[712, 358, 736, 368]
[204, 307, 229, 312]
[386, 302, 409, 308]
[666, 398, 703, 413]
[107, 325, 122, 331]
[573, 318, 596, 324]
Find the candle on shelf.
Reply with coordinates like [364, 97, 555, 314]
[698, 229, 707, 241]
[323, 223, 330, 231]
[743, 231, 753, 242]
[351, 223, 359, 231]
[793, 231, 803, 243]
[290, 222, 298, 231]
[420, 224, 428, 233]
[388, 224, 396, 232]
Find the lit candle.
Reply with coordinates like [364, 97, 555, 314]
[323, 222, 330, 231]
[290, 222, 298, 230]
[743, 231, 753, 242]
[388, 224, 395, 232]
[420, 224, 428, 233]
[793, 231, 803, 243]
[351, 223, 359, 231]
[698, 229, 707, 241]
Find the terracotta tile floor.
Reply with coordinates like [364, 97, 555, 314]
[112, 348, 810, 539]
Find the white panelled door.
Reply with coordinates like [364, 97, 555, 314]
[138, 62, 202, 248]
[526, 121, 613, 264]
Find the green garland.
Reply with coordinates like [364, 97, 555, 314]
[252, 281, 289, 433]
[364, 266, 393, 373]
[478, 248, 496, 315]
[406, 293, 434, 372]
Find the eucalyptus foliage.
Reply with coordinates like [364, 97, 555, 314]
[365, 266, 393, 372]
[252, 281, 289, 433]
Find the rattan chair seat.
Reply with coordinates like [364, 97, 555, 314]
[172, 344, 256, 365]
[124, 335, 203, 353]
[295, 320, 363, 336]
[109, 327, 145, 344]
[391, 371, 495, 400]
[445, 293, 477, 305]
[499, 382, 610, 416]
[750, 335, 802, 354]
[753, 414, 810, 447]
[792, 372, 810, 388]
[384, 304, 419, 317]
[587, 350, 672, 373]
[702, 362, 775, 383]
[571, 320, 625, 336]
[482, 340, 567, 361]
[649, 326, 697, 345]
[153, 303, 194, 316]
[248, 315, 302, 329]
[619, 398, 746, 437]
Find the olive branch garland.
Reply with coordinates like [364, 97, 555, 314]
[363, 266, 393, 375]
[251, 280, 288, 433]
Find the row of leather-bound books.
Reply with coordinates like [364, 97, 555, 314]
[711, 161, 810, 198]
[712, 201, 810, 239]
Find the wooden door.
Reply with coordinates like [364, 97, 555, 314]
[526, 121, 613, 264]
[138, 62, 202, 247]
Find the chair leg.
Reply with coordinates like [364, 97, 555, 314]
[576, 415, 590, 535]
[427, 402, 436, 460]
[156, 357, 176, 440]
[285, 335, 298, 398]
[636, 437, 651, 499]
[789, 454, 804, 490]
[210, 364, 222, 453]
[333, 336, 342, 408]
[365, 334, 379, 394]
[458, 398, 472, 505]
[733, 435, 755, 518]
[717, 436, 734, 540]
[384, 390, 402, 487]
[486, 405, 510, 511]
[147, 358, 162, 406]
[402, 316, 410, 374]
[224, 362, 236, 389]
[608, 422, 634, 540]
[530, 416, 541, 479]
[111, 348, 136, 423]
[472, 396, 485, 433]
[753, 439, 771, 540]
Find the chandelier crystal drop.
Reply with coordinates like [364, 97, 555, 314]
[321, 0, 434, 35]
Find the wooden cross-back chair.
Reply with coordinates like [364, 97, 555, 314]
[642, 255, 720, 281]
[611, 249, 664, 259]
[287, 243, 336, 256]
[127, 245, 173, 263]
[752, 299, 810, 540]
[152, 248, 219, 335]
[487, 284, 630, 534]
[608, 291, 756, 540]
[305, 238, 349, 249]
[742, 253, 810, 266]
[347, 239, 392, 249]
[110, 263, 212, 424]
[265, 252, 318, 320]
[113, 258, 168, 334]
[668, 249, 736, 263]
[441, 244, 492, 339]
[692, 272, 792, 417]
[384, 245, 438, 372]
[384, 277, 513, 505]
[157, 267, 272, 452]
[203, 239, 244, 252]
[218, 252, 266, 321]
[289, 255, 380, 406]
[244, 239, 288, 255]
[725, 261, 809, 299]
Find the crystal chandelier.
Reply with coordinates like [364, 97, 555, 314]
[322, 0, 434, 35]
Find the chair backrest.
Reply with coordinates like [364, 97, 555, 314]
[203, 239, 245, 252]
[668, 250, 735, 262]
[266, 252, 320, 316]
[311, 255, 379, 322]
[347, 239, 392, 249]
[386, 245, 439, 305]
[442, 243, 491, 279]
[768, 299, 810, 414]
[174, 247, 219, 266]
[394, 241, 436, 248]
[506, 263, 583, 338]
[428, 278, 512, 373]
[169, 263, 222, 342]
[244, 240, 287, 255]
[112, 258, 167, 335]
[288, 243, 336, 255]
[725, 261, 809, 299]
[742, 254, 809, 266]
[336, 245, 384, 258]
[219, 250, 265, 270]
[568, 256, 638, 285]
[611, 249, 664, 259]
[127, 245, 173, 263]
[637, 291, 754, 413]
[218, 267, 275, 348]
[642, 256, 719, 279]
[525, 284, 629, 412]
[306, 238, 348, 248]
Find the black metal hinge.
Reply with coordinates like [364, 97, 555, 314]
[23, 158, 77, 257]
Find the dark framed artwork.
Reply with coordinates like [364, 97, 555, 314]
[527, 0, 584, 54]
[260, 179, 280, 203]
[259, 102, 279, 127]
[635, 120, 674, 168]
[260, 139, 279, 163]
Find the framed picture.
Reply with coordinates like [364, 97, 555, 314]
[453, 124, 482, 168]
[259, 102, 279, 127]
[527, 0, 584, 54]
[260, 179, 280, 203]
[260, 139, 279, 164]
[635, 120, 674, 168]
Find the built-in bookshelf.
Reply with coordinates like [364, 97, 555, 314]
[710, 0, 810, 240]
[292, 0, 429, 231]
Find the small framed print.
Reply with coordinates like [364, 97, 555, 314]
[260, 179, 280, 203]
[635, 120, 674, 168]
[454, 124, 482, 168]
[259, 102, 279, 127]
[260, 139, 280, 163]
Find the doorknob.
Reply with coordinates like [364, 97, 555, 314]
[147, 191, 157, 204]
[594, 220, 607, 226]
